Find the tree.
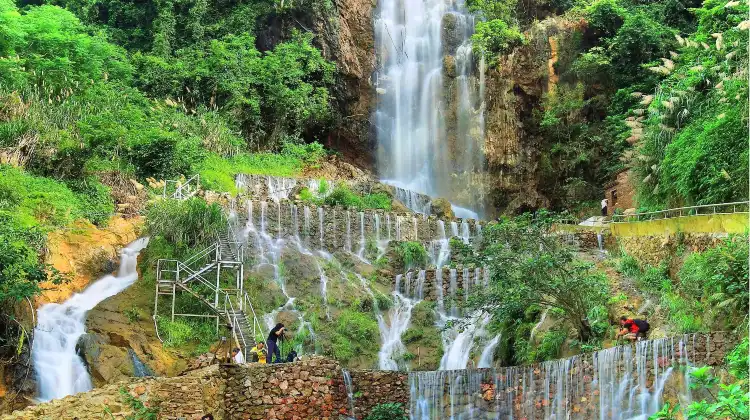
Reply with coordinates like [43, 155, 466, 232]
[476, 216, 609, 341]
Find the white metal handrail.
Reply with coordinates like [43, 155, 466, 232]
[611, 201, 749, 223]
[243, 292, 265, 343]
[163, 174, 200, 200]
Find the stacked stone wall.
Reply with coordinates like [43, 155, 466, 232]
[3, 366, 222, 420]
[6, 333, 735, 420]
[239, 199, 483, 253]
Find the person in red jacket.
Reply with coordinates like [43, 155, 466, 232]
[617, 316, 650, 341]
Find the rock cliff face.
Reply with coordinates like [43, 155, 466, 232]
[483, 17, 585, 214]
[256, 0, 376, 170]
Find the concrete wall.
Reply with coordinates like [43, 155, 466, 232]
[610, 213, 748, 236]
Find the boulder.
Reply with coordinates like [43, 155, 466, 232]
[430, 198, 455, 219]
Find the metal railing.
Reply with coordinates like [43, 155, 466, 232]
[611, 201, 749, 223]
[163, 174, 200, 200]
[243, 292, 265, 343]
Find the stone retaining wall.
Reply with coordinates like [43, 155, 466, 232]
[391, 267, 489, 305]
[3, 366, 222, 420]
[6, 333, 735, 420]
[239, 199, 482, 252]
[235, 175, 433, 215]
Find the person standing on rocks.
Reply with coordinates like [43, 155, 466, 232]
[231, 347, 245, 364]
[266, 323, 285, 363]
[601, 197, 608, 217]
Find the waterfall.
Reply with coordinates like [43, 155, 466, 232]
[375, 0, 486, 214]
[33, 238, 149, 402]
[318, 207, 324, 248]
[438, 312, 489, 371]
[393, 186, 432, 214]
[266, 176, 296, 201]
[448, 268, 458, 318]
[356, 211, 367, 261]
[342, 369, 355, 418]
[429, 220, 451, 268]
[128, 348, 154, 377]
[303, 206, 311, 245]
[408, 335, 701, 419]
[477, 334, 500, 368]
[378, 272, 423, 370]
[346, 210, 352, 252]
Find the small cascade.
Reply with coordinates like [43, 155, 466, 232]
[395, 215, 402, 241]
[448, 269, 459, 318]
[374, 213, 388, 258]
[460, 220, 470, 244]
[438, 312, 489, 371]
[462, 267, 470, 304]
[450, 221, 459, 238]
[412, 216, 419, 241]
[477, 335, 500, 368]
[435, 269, 445, 315]
[346, 210, 352, 252]
[316, 251, 333, 320]
[128, 348, 154, 377]
[428, 220, 451, 268]
[303, 206, 311, 245]
[267, 176, 297, 201]
[378, 272, 424, 370]
[356, 211, 368, 261]
[409, 370, 486, 419]
[33, 238, 149, 401]
[318, 207, 325, 248]
[393, 186, 432, 214]
[407, 335, 703, 419]
[342, 369, 356, 418]
[386, 214, 392, 241]
[597, 233, 604, 252]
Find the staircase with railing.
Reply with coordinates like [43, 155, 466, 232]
[154, 188, 263, 360]
[163, 174, 201, 200]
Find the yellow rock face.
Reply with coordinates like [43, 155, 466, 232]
[39, 216, 143, 306]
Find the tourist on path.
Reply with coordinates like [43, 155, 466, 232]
[601, 198, 608, 217]
[616, 316, 650, 341]
[250, 342, 267, 363]
[231, 347, 245, 364]
[266, 323, 285, 363]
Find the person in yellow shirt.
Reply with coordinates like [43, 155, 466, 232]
[250, 342, 267, 364]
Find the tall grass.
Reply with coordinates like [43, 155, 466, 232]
[145, 198, 226, 247]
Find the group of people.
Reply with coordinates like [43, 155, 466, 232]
[228, 322, 289, 365]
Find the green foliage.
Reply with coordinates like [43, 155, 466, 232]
[679, 236, 749, 328]
[145, 197, 226, 247]
[681, 366, 749, 420]
[0, 3, 132, 93]
[124, 307, 141, 323]
[320, 184, 392, 211]
[133, 31, 335, 148]
[394, 241, 428, 270]
[472, 19, 525, 60]
[617, 254, 641, 278]
[198, 142, 326, 193]
[527, 329, 567, 363]
[586, 0, 625, 39]
[479, 217, 610, 343]
[119, 387, 159, 420]
[727, 337, 749, 381]
[335, 310, 379, 343]
[0, 213, 66, 302]
[410, 301, 436, 327]
[365, 403, 408, 420]
[0, 165, 113, 227]
[466, 0, 517, 21]
[156, 316, 217, 355]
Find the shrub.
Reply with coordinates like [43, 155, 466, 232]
[395, 242, 428, 270]
[586, 0, 625, 39]
[365, 403, 407, 420]
[335, 310, 379, 344]
[472, 19, 525, 59]
[145, 197, 226, 247]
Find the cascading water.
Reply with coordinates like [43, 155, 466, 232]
[378, 271, 425, 370]
[375, 0, 486, 215]
[33, 238, 149, 401]
[477, 334, 500, 368]
[408, 335, 703, 419]
[342, 369, 356, 418]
